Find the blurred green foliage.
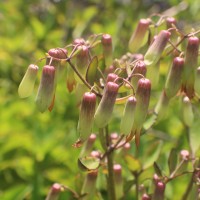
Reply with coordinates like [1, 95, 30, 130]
[1, 0, 200, 199]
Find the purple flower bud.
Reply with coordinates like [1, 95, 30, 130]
[152, 181, 165, 200]
[18, 64, 39, 98]
[142, 193, 151, 200]
[113, 164, 123, 199]
[180, 149, 190, 161]
[131, 60, 147, 89]
[74, 45, 89, 83]
[144, 30, 171, 66]
[194, 67, 200, 96]
[81, 170, 98, 199]
[102, 34, 113, 67]
[35, 65, 55, 113]
[153, 173, 160, 183]
[73, 38, 86, 45]
[165, 57, 184, 98]
[77, 92, 96, 144]
[110, 132, 119, 145]
[45, 183, 62, 200]
[182, 96, 194, 127]
[106, 73, 118, 83]
[132, 78, 151, 146]
[123, 142, 131, 153]
[129, 19, 150, 53]
[120, 96, 137, 135]
[47, 48, 68, 74]
[166, 17, 177, 29]
[48, 48, 68, 60]
[90, 150, 101, 159]
[110, 132, 118, 140]
[94, 82, 119, 128]
[182, 36, 199, 99]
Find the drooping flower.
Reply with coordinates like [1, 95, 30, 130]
[77, 92, 96, 144]
[113, 164, 123, 199]
[35, 65, 56, 113]
[129, 19, 150, 53]
[94, 81, 119, 128]
[120, 96, 137, 135]
[102, 34, 113, 67]
[144, 30, 171, 66]
[18, 64, 39, 98]
[130, 78, 151, 147]
[182, 36, 199, 99]
[165, 57, 184, 98]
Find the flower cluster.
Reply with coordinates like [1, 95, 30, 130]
[19, 15, 200, 199]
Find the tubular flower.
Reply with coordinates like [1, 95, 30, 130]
[18, 64, 39, 98]
[129, 19, 150, 53]
[131, 60, 147, 89]
[101, 34, 113, 67]
[74, 45, 89, 83]
[152, 181, 166, 200]
[120, 96, 137, 135]
[113, 164, 124, 199]
[182, 36, 199, 99]
[165, 57, 184, 98]
[94, 81, 119, 128]
[35, 65, 56, 113]
[144, 30, 171, 66]
[81, 170, 98, 200]
[77, 92, 96, 144]
[130, 78, 151, 147]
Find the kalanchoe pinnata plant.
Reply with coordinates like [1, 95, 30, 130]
[18, 13, 200, 200]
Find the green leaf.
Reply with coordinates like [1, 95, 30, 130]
[143, 140, 163, 169]
[86, 56, 98, 85]
[1, 184, 32, 200]
[168, 148, 177, 174]
[78, 156, 100, 171]
[153, 162, 163, 177]
[124, 154, 142, 172]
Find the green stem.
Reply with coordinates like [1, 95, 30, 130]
[67, 59, 101, 97]
[181, 172, 195, 200]
[105, 126, 116, 200]
[134, 172, 139, 200]
[99, 128, 107, 151]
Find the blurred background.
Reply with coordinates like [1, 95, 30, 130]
[0, 0, 200, 199]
